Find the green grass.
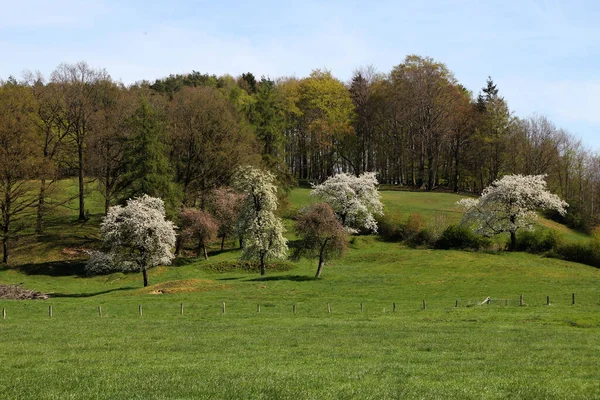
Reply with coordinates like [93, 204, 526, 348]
[1, 185, 599, 398]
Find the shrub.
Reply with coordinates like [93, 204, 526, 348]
[551, 240, 600, 268]
[407, 228, 433, 248]
[402, 213, 424, 240]
[376, 212, 403, 242]
[515, 229, 563, 253]
[436, 225, 491, 250]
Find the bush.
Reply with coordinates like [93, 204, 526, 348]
[551, 240, 600, 268]
[544, 204, 593, 234]
[436, 225, 491, 250]
[84, 251, 136, 276]
[402, 213, 424, 240]
[515, 229, 563, 253]
[203, 260, 295, 273]
[407, 228, 433, 248]
[376, 212, 403, 242]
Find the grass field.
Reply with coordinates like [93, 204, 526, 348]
[1, 184, 599, 399]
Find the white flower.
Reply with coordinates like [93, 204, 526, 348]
[310, 172, 384, 233]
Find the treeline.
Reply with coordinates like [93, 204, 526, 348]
[0, 55, 598, 262]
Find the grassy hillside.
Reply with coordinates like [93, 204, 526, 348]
[1, 183, 599, 398]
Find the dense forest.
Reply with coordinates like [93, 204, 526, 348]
[0, 55, 598, 262]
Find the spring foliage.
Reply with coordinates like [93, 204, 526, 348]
[87, 195, 176, 285]
[310, 172, 384, 233]
[293, 203, 347, 278]
[457, 174, 568, 248]
[233, 166, 288, 275]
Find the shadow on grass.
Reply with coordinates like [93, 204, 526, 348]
[50, 287, 136, 298]
[216, 277, 242, 281]
[247, 274, 316, 282]
[1, 260, 88, 277]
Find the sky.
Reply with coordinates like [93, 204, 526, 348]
[1, 0, 599, 149]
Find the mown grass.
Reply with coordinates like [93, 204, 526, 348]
[1, 184, 599, 398]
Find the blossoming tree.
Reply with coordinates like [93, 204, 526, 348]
[310, 172, 384, 233]
[88, 195, 176, 286]
[233, 166, 288, 275]
[293, 202, 347, 278]
[457, 174, 568, 250]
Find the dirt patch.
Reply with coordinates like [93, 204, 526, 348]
[61, 247, 89, 258]
[138, 279, 231, 295]
[0, 284, 49, 300]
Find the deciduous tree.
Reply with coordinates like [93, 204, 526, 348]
[233, 166, 288, 275]
[457, 174, 568, 250]
[179, 208, 218, 260]
[310, 172, 384, 233]
[293, 203, 346, 278]
[95, 195, 176, 286]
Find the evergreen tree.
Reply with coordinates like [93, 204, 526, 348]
[118, 98, 176, 206]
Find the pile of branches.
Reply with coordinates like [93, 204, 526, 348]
[0, 284, 49, 300]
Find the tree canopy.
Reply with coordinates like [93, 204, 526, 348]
[457, 174, 568, 250]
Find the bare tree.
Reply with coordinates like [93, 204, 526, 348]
[51, 62, 108, 220]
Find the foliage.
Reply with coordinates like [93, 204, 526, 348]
[179, 208, 219, 259]
[117, 98, 176, 207]
[436, 224, 491, 250]
[551, 239, 600, 269]
[514, 229, 563, 253]
[0, 83, 40, 263]
[208, 187, 245, 249]
[310, 172, 383, 233]
[169, 86, 257, 207]
[233, 166, 288, 275]
[93, 195, 176, 286]
[293, 203, 347, 277]
[457, 174, 568, 249]
[376, 212, 403, 242]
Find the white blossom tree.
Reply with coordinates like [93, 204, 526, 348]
[457, 174, 568, 250]
[233, 166, 288, 275]
[310, 172, 384, 233]
[89, 195, 177, 286]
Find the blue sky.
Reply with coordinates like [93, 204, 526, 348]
[1, 0, 599, 149]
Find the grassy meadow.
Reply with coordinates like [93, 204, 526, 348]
[1, 183, 599, 399]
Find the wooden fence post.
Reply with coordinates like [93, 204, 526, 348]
[393, 302, 396, 312]
[139, 305, 143, 317]
[180, 303, 184, 315]
[520, 294, 523, 306]
[572, 293, 575, 305]
[422, 300, 426, 310]
[257, 304, 261, 313]
[222, 302, 226, 314]
[360, 303, 363, 313]
[2, 307, 5, 319]
[98, 306, 102, 317]
[49, 305, 53, 318]
[546, 296, 550, 306]
[455, 299, 458, 308]
[327, 303, 331, 313]
[293, 304, 296, 314]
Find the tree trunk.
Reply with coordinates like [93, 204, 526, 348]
[510, 231, 516, 251]
[315, 239, 328, 278]
[198, 238, 208, 260]
[220, 235, 225, 251]
[260, 253, 266, 276]
[315, 254, 324, 278]
[78, 145, 86, 221]
[2, 237, 7, 264]
[174, 235, 183, 257]
[142, 266, 149, 287]
[36, 177, 46, 234]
